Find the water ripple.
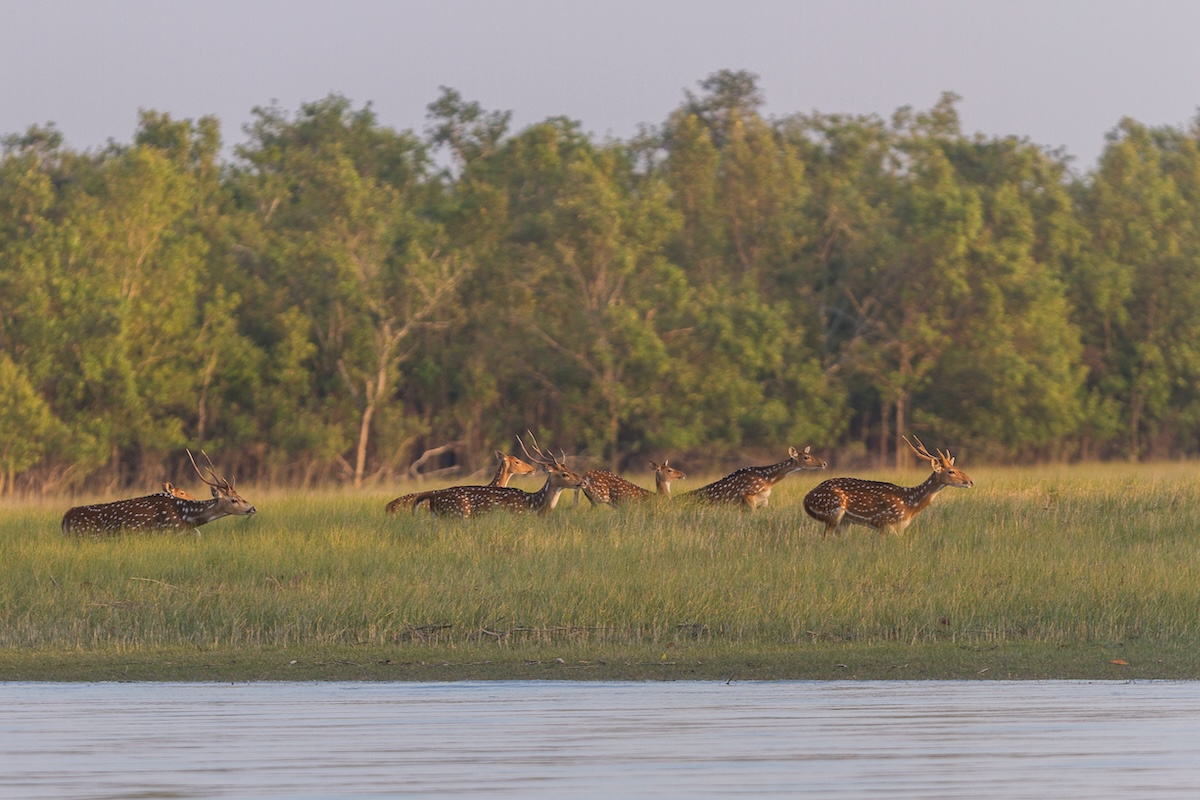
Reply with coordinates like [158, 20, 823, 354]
[1, 680, 1198, 798]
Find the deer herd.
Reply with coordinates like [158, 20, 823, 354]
[61, 435, 974, 538]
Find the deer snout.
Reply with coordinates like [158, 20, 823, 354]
[246, 505, 258, 515]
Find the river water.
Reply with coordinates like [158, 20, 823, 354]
[2, 680, 1198, 798]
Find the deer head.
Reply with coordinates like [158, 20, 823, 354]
[649, 459, 686, 492]
[161, 482, 197, 501]
[788, 446, 827, 471]
[903, 436, 973, 489]
[188, 449, 258, 516]
[517, 431, 584, 490]
[495, 449, 537, 480]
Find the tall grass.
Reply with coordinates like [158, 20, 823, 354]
[4, 464, 1199, 654]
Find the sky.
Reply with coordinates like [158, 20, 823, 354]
[2, 0, 1199, 173]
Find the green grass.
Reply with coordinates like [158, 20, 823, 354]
[4, 464, 1200, 680]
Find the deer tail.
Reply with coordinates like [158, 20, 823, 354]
[386, 493, 427, 515]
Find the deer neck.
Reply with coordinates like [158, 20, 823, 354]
[489, 462, 509, 487]
[655, 473, 673, 496]
[528, 475, 569, 512]
[176, 496, 229, 527]
[902, 473, 947, 513]
[756, 458, 798, 486]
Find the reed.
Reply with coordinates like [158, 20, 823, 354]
[3, 464, 1200, 677]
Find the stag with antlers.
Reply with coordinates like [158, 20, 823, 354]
[803, 436, 973, 537]
[61, 451, 257, 536]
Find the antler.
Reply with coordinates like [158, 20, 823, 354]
[517, 431, 570, 470]
[516, 432, 541, 467]
[517, 430, 549, 464]
[187, 449, 233, 490]
[902, 435, 953, 468]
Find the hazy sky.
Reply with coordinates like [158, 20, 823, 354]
[3, 0, 1198, 172]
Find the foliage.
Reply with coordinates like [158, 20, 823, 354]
[1, 76, 1198, 490]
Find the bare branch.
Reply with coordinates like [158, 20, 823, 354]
[407, 441, 464, 481]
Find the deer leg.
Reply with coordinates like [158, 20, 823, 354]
[822, 508, 846, 538]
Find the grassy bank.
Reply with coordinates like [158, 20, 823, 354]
[3, 463, 1199, 681]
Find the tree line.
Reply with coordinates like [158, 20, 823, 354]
[3, 70, 1199, 493]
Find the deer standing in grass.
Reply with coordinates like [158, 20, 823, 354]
[803, 436, 973, 537]
[385, 450, 537, 515]
[577, 460, 687, 507]
[684, 447, 827, 510]
[62, 451, 257, 536]
[405, 434, 583, 518]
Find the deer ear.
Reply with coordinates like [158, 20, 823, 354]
[495, 449, 504, 460]
[948, 456, 955, 466]
[649, 460, 659, 469]
[803, 445, 811, 454]
[211, 486, 221, 499]
[789, 447, 799, 458]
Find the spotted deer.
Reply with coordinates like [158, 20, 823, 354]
[684, 446, 826, 510]
[62, 451, 257, 536]
[577, 460, 686, 507]
[803, 436, 973, 537]
[385, 450, 536, 515]
[160, 482, 197, 500]
[408, 434, 583, 518]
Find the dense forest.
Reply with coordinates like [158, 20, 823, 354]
[3, 70, 1199, 493]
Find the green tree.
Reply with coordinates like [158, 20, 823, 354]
[518, 143, 686, 467]
[1075, 118, 1200, 458]
[238, 96, 468, 484]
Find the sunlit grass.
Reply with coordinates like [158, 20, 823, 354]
[3, 463, 1200, 676]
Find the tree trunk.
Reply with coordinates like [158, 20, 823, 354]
[354, 356, 390, 487]
[1129, 391, 1142, 462]
[879, 400, 890, 468]
[604, 365, 620, 472]
[197, 351, 219, 445]
[354, 401, 375, 488]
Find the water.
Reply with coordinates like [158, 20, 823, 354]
[2, 680, 1198, 799]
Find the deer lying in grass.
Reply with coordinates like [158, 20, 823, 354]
[684, 446, 826, 510]
[402, 434, 583, 518]
[803, 436, 973, 537]
[62, 451, 257, 536]
[385, 450, 536, 515]
[577, 460, 687, 507]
